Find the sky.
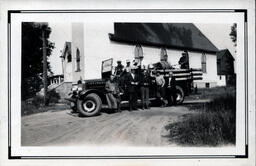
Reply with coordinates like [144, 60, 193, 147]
[195, 23, 236, 56]
[48, 22, 71, 75]
[48, 22, 236, 75]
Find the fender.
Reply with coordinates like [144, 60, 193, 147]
[78, 89, 105, 100]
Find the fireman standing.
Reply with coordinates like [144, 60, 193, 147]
[105, 74, 123, 112]
[105, 74, 118, 110]
[169, 71, 177, 106]
[140, 69, 151, 109]
[155, 71, 168, 107]
[124, 59, 131, 73]
[125, 67, 139, 111]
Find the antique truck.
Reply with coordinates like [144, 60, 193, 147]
[67, 58, 202, 117]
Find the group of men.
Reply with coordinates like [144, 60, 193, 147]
[105, 59, 177, 113]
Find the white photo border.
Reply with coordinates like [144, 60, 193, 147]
[7, 9, 248, 159]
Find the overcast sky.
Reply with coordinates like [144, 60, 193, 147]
[48, 22, 71, 75]
[48, 23, 236, 75]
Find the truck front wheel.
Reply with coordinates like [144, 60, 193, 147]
[77, 93, 102, 117]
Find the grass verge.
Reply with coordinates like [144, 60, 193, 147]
[21, 102, 70, 116]
[165, 88, 236, 146]
[22, 89, 70, 116]
[186, 86, 236, 100]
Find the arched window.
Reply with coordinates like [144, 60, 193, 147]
[76, 48, 81, 71]
[134, 45, 143, 65]
[67, 53, 72, 63]
[134, 44, 143, 58]
[160, 48, 168, 61]
[201, 52, 207, 73]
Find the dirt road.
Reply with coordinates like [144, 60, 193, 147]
[21, 106, 193, 146]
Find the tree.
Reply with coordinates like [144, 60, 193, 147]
[22, 22, 55, 100]
[229, 23, 237, 47]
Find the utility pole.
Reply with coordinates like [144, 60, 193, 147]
[42, 26, 48, 106]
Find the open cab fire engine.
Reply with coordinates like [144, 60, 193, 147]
[67, 58, 202, 117]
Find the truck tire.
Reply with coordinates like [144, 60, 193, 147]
[77, 93, 102, 117]
[175, 85, 185, 104]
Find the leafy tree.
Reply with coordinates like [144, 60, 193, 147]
[22, 22, 55, 100]
[229, 23, 237, 47]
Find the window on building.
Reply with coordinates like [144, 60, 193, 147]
[134, 45, 143, 60]
[67, 53, 72, 63]
[76, 48, 81, 71]
[160, 48, 168, 61]
[201, 52, 207, 73]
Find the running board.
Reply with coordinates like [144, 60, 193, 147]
[120, 98, 156, 104]
[102, 98, 157, 109]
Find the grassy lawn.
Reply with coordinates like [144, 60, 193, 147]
[165, 86, 236, 146]
[186, 86, 236, 100]
[21, 102, 70, 116]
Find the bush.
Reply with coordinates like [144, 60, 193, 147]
[32, 95, 44, 107]
[22, 90, 62, 116]
[31, 89, 61, 106]
[47, 90, 60, 103]
[165, 92, 236, 146]
[21, 101, 38, 116]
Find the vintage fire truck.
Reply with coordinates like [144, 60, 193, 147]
[67, 58, 202, 117]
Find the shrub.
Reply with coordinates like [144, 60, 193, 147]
[22, 90, 62, 116]
[165, 92, 236, 146]
[30, 89, 60, 106]
[47, 90, 60, 103]
[32, 95, 44, 107]
[21, 101, 37, 116]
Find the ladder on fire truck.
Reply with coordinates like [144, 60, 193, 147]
[156, 68, 203, 81]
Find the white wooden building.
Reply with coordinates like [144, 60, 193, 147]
[61, 22, 227, 88]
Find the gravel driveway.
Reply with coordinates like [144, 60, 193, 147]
[21, 106, 193, 146]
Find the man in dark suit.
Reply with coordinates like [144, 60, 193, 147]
[125, 67, 139, 111]
[140, 69, 151, 109]
[169, 71, 177, 105]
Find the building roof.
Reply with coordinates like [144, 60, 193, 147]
[109, 23, 219, 54]
[60, 42, 71, 59]
[217, 49, 235, 60]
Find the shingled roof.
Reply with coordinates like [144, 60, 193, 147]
[217, 49, 235, 60]
[109, 23, 219, 54]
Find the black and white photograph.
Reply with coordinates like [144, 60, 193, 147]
[21, 22, 237, 147]
[0, 0, 255, 166]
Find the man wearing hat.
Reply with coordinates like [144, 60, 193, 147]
[124, 59, 131, 73]
[179, 51, 189, 69]
[105, 74, 118, 111]
[114, 60, 124, 76]
[125, 66, 139, 111]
